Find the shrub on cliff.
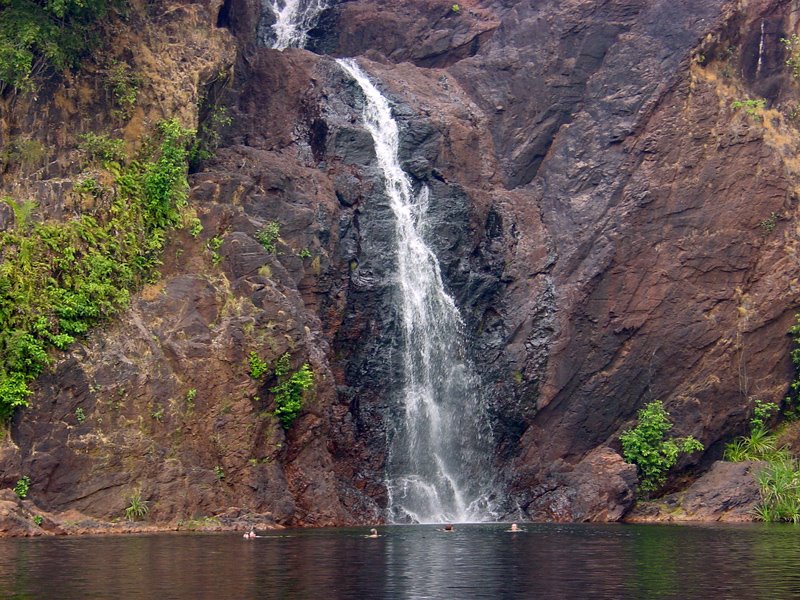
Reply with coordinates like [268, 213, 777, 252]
[0, 119, 196, 420]
[620, 400, 703, 493]
[0, 0, 111, 94]
[271, 362, 314, 429]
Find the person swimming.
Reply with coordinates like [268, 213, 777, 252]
[506, 523, 524, 532]
[366, 528, 379, 538]
[243, 528, 256, 539]
[443, 524, 454, 532]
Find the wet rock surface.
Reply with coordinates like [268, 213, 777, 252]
[1, 0, 800, 532]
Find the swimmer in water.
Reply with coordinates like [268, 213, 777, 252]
[243, 528, 256, 539]
[443, 524, 454, 532]
[366, 528, 379, 538]
[506, 523, 524, 532]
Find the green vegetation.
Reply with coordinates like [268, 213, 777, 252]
[124, 489, 148, 521]
[255, 221, 280, 253]
[0, 0, 111, 94]
[271, 361, 313, 429]
[731, 98, 766, 119]
[105, 60, 139, 120]
[620, 400, 703, 493]
[755, 460, 800, 523]
[208, 235, 223, 264]
[725, 399, 800, 522]
[760, 212, 778, 234]
[786, 314, 800, 416]
[298, 247, 312, 259]
[150, 405, 164, 421]
[451, 4, 460, 12]
[781, 34, 800, 79]
[213, 465, 224, 481]
[32, 514, 43, 526]
[191, 105, 232, 168]
[74, 406, 85, 423]
[13, 475, 30, 499]
[1, 138, 47, 171]
[0, 119, 196, 421]
[187, 217, 203, 238]
[78, 132, 126, 164]
[724, 399, 786, 462]
[248, 351, 269, 379]
[273, 352, 290, 377]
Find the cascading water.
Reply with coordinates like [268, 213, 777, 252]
[260, 0, 328, 50]
[337, 59, 498, 524]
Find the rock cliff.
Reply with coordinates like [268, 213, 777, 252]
[1, 0, 799, 530]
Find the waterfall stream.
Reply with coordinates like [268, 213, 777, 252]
[261, 0, 329, 50]
[260, 0, 498, 523]
[337, 59, 497, 523]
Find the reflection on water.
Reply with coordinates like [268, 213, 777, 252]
[1, 523, 800, 599]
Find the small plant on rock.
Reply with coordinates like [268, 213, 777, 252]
[620, 400, 703, 493]
[248, 352, 269, 379]
[255, 222, 280, 253]
[725, 399, 787, 463]
[125, 490, 148, 521]
[731, 98, 766, 119]
[13, 475, 31, 499]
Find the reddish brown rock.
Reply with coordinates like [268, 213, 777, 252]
[514, 447, 637, 522]
[626, 461, 763, 522]
[2, 0, 800, 532]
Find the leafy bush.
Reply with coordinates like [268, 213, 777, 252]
[620, 400, 703, 493]
[271, 362, 313, 429]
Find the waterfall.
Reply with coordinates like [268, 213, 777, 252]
[261, 0, 329, 50]
[337, 58, 498, 524]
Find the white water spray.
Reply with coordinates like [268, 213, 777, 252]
[337, 58, 498, 524]
[262, 0, 328, 50]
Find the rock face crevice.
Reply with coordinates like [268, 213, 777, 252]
[2, 0, 800, 529]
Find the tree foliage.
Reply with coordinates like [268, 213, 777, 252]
[0, 0, 111, 93]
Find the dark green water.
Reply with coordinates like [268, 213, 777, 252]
[1, 523, 799, 599]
